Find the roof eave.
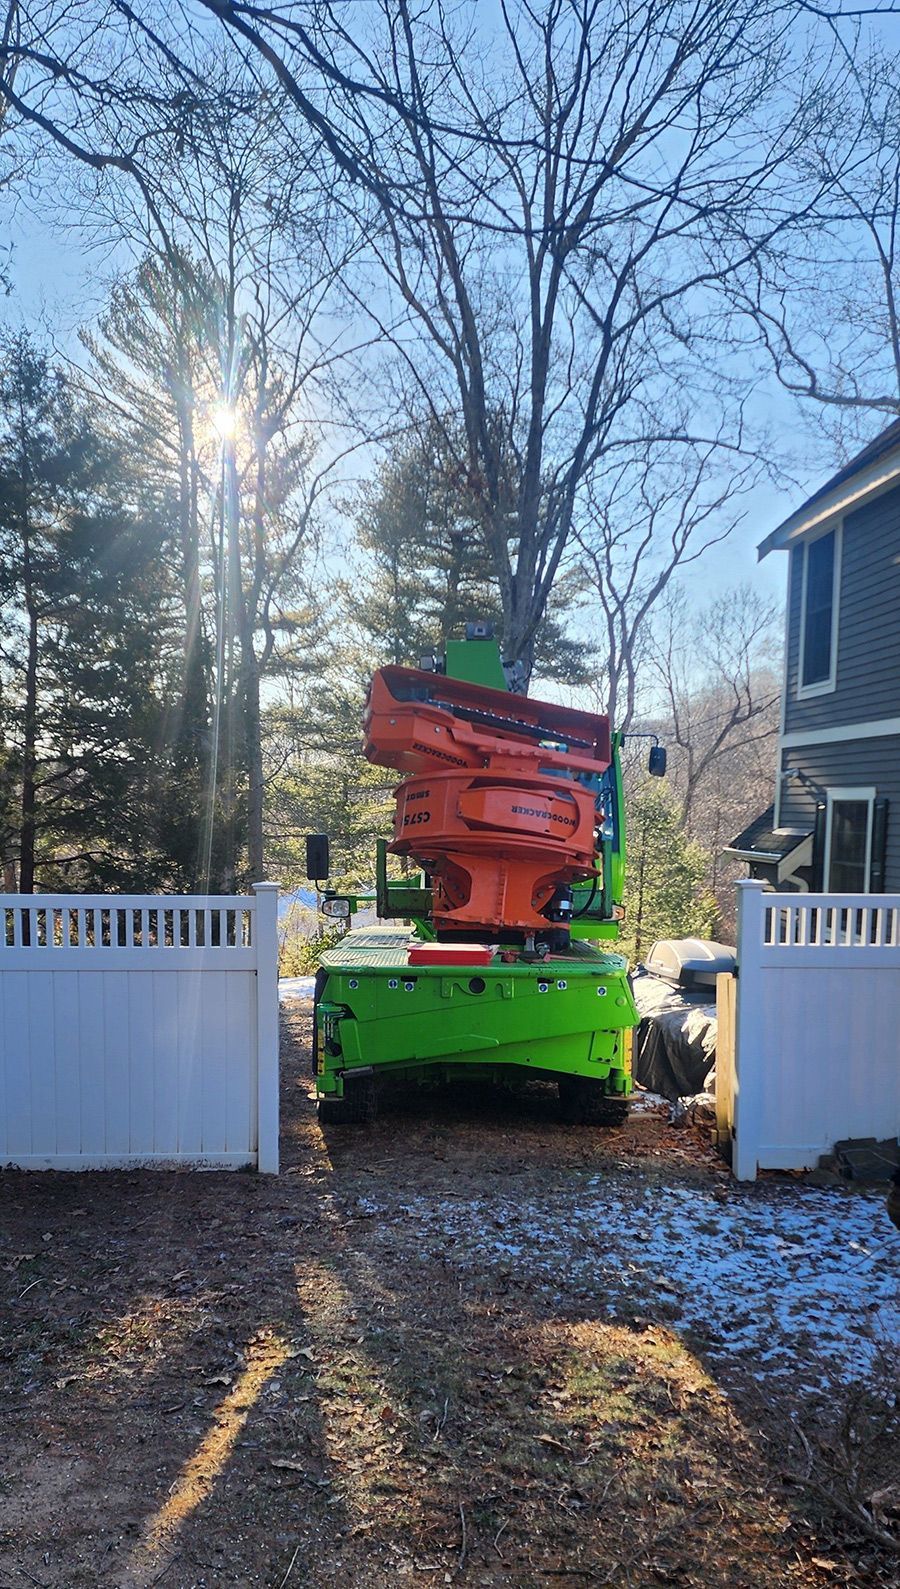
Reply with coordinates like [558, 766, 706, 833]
[757, 447, 900, 561]
[723, 829, 812, 866]
[722, 846, 778, 865]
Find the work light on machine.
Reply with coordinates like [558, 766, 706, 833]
[322, 897, 351, 919]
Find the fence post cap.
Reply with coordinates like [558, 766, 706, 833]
[735, 879, 768, 891]
[252, 881, 281, 893]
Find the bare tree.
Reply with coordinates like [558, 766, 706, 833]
[0, 2, 21, 146]
[72, 71, 360, 885]
[187, 0, 847, 683]
[147, 80, 360, 885]
[2, 2, 893, 691]
[573, 439, 759, 728]
[645, 583, 781, 840]
[0, 2, 203, 243]
[730, 46, 900, 447]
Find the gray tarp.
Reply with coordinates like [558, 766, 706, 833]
[631, 970, 717, 1101]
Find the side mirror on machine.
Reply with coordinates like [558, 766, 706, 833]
[305, 833, 330, 882]
[648, 744, 667, 778]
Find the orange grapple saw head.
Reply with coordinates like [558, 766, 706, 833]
[363, 666, 612, 937]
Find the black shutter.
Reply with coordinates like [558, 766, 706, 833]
[811, 800, 827, 890]
[870, 799, 889, 892]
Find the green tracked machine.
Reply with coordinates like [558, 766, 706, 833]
[307, 625, 665, 1125]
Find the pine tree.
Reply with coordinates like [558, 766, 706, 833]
[346, 425, 591, 684]
[86, 252, 327, 887]
[83, 255, 221, 884]
[622, 778, 718, 962]
[0, 333, 179, 889]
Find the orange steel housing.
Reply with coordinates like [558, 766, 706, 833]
[363, 666, 612, 935]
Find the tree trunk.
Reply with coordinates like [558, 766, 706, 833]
[0, 685, 18, 889]
[18, 404, 37, 895]
[178, 432, 209, 747]
[20, 576, 38, 895]
[220, 443, 242, 893]
[175, 395, 212, 888]
[501, 567, 536, 692]
[238, 452, 264, 884]
[632, 807, 649, 961]
[243, 647, 265, 883]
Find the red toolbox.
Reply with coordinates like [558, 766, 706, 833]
[407, 943, 494, 967]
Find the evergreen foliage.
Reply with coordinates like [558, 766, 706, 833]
[621, 778, 719, 963]
[264, 660, 393, 893]
[0, 296, 766, 942]
[345, 426, 592, 685]
[0, 333, 182, 889]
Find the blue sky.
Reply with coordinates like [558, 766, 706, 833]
[4, 200, 805, 602]
[5, 0, 898, 653]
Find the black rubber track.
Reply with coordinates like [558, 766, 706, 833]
[317, 1074, 378, 1126]
[558, 1075, 630, 1127]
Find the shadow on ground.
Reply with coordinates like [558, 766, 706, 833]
[0, 1003, 896, 1588]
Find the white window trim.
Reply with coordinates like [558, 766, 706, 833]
[823, 785, 875, 891]
[797, 520, 842, 700]
[773, 547, 794, 829]
[781, 715, 900, 749]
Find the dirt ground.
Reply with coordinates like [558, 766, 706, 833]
[1, 1001, 897, 1589]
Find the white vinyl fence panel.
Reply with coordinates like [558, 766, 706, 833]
[718, 881, 900, 1180]
[0, 883, 279, 1173]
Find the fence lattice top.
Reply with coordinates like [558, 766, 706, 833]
[758, 894, 900, 949]
[0, 895, 256, 952]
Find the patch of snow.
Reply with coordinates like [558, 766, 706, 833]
[627, 1091, 668, 1114]
[356, 1180, 899, 1390]
[279, 975, 316, 1002]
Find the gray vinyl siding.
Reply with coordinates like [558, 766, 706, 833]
[779, 736, 900, 891]
[783, 482, 900, 736]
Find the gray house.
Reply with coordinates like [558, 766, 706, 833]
[727, 419, 900, 892]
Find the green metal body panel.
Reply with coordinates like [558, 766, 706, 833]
[568, 730, 626, 940]
[442, 638, 508, 689]
[315, 927, 637, 1099]
[374, 837, 433, 926]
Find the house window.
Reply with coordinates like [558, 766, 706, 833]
[824, 787, 874, 892]
[799, 526, 839, 694]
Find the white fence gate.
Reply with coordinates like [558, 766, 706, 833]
[717, 880, 900, 1180]
[0, 883, 279, 1173]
